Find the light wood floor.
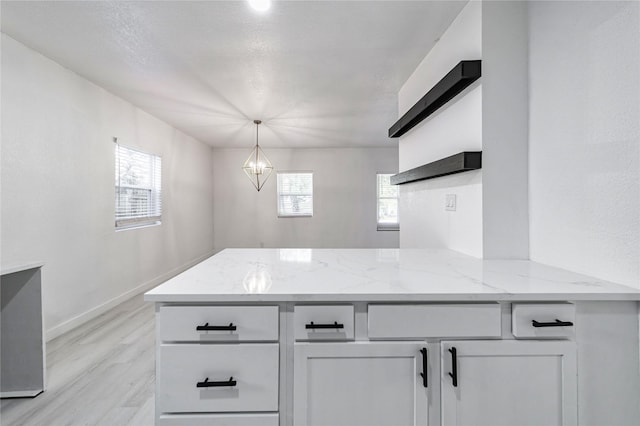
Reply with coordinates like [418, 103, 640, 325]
[1, 294, 155, 426]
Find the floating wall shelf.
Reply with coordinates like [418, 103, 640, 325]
[388, 60, 481, 138]
[390, 152, 482, 185]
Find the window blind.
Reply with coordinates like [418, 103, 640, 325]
[115, 144, 162, 229]
[377, 173, 399, 229]
[277, 172, 313, 217]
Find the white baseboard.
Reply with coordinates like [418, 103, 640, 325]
[45, 250, 216, 342]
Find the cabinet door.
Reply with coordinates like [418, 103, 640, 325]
[294, 342, 432, 426]
[441, 341, 577, 426]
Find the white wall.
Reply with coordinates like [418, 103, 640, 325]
[397, 1, 483, 258]
[1, 35, 216, 339]
[212, 148, 399, 251]
[528, 1, 640, 289]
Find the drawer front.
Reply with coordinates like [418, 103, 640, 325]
[158, 344, 279, 413]
[512, 303, 576, 339]
[294, 305, 354, 341]
[158, 413, 279, 426]
[159, 305, 279, 342]
[368, 304, 501, 339]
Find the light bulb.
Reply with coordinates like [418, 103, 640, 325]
[248, 0, 271, 12]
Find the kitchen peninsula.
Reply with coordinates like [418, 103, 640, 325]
[145, 248, 640, 426]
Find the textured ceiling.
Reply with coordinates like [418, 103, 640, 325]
[1, 1, 466, 148]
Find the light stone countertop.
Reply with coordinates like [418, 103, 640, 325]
[144, 248, 640, 302]
[1, 261, 44, 276]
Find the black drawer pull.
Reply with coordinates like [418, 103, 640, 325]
[196, 322, 237, 331]
[419, 348, 428, 388]
[531, 319, 574, 328]
[305, 321, 344, 330]
[448, 347, 458, 387]
[197, 377, 237, 388]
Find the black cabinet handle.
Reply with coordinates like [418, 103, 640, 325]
[196, 322, 237, 331]
[448, 347, 458, 387]
[305, 321, 344, 330]
[531, 319, 574, 328]
[419, 348, 428, 388]
[196, 377, 237, 388]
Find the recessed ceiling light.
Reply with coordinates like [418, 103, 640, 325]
[248, 0, 271, 12]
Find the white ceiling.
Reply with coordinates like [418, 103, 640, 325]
[1, 1, 466, 148]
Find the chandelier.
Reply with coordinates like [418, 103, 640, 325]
[242, 120, 273, 191]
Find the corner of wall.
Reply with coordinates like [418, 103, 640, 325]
[481, 0, 530, 259]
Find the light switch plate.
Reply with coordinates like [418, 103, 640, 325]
[446, 194, 457, 211]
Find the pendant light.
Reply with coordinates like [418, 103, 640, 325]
[242, 120, 273, 191]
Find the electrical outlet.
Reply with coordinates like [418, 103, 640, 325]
[446, 194, 457, 211]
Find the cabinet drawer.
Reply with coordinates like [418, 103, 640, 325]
[368, 304, 501, 339]
[512, 303, 575, 339]
[159, 305, 279, 342]
[294, 305, 354, 340]
[158, 413, 279, 426]
[158, 344, 279, 413]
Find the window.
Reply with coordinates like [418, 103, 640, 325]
[277, 172, 313, 217]
[377, 173, 399, 230]
[115, 144, 162, 230]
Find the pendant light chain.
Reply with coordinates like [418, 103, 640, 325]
[255, 121, 260, 189]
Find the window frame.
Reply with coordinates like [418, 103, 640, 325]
[276, 171, 314, 218]
[114, 143, 162, 231]
[376, 172, 399, 231]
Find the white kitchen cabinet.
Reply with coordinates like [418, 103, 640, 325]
[294, 342, 433, 426]
[147, 249, 640, 426]
[440, 341, 577, 426]
[368, 303, 501, 339]
[294, 305, 355, 341]
[159, 305, 279, 342]
[1, 263, 46, 398]
[511, 303, 576, 339]
[154, 305, 280, 424]
[158, 343, 279, 413]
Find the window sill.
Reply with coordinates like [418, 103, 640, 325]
[278, 215, 313, 218]
[115, 221, 161, 232]
[377, 224, 399, 231]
